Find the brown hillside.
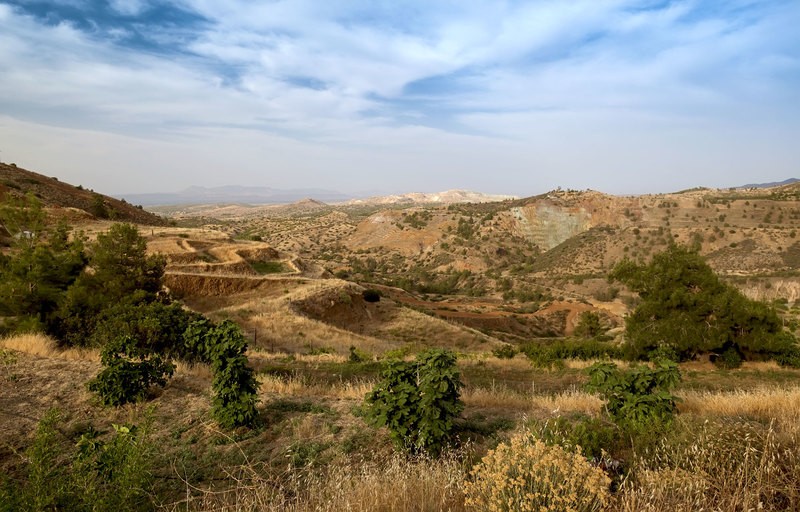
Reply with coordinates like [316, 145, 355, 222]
[0, 162, 166, 225]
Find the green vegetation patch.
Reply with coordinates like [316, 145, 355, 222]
[249, 260, 287, 274]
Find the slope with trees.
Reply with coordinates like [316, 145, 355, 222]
[611, 244, 800, 366]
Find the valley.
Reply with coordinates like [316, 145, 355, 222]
[2, 163, 800, 511]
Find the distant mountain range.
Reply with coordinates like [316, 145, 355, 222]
[120, 185, 352, 206]
[737, 178, 799, 189]
[120, 186, 517, 206]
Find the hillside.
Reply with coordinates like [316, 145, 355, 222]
[0, 163, 166, 225]
[3, 175, 800, 511]
[124, 181, 799, 347]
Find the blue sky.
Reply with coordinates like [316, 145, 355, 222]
[0, 0, 798, 196]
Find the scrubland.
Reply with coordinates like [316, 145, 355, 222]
[3, 333, 800, 511]
[4, 179, 800, 510]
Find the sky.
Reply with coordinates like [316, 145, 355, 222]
[0, 0, 798, 197]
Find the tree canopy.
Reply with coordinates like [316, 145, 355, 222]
[610, 245, 797, 364]
[0, 195, 85, 332]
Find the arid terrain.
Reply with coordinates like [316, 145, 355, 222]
[3, 163, 800, 511]
[144, 179, 800, 352]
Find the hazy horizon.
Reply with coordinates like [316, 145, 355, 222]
[1, 1, 798, 197]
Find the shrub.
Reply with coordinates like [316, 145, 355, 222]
[362, 288, 381, 303]
[492, 344, 518, 359]
[530, 414, 622, 461]
[365, 349, 463, 456]
[90, 301, 202, 359]
[1, 410, 155, 512]
[348, 345, 370, 363]
[714, 346, 743, 369]
[574, 311, 608, 339]
[71, 423, 155, 511]
[90, 192, 109, 219]
[464, 431, 611, 512]
[775, 345, 800, 368]
[521, 339, 621, 369]
[88, 335, 175, 407]
[585, 360, 680, 432]
[201, 320, 260, 429]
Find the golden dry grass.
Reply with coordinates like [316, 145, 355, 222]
[378, 307, 498, 352]
[217, 284, 395, 355]
[168, 453, 468, 512]
[173, 360, 214, 380]
[464, 431, 610, 511]
[258, 373, 374, 400]
[678, 386, 800, 432]
[614, 420, 800, 511]
[0, 333, 99, 361]
[461, 386, 602, 417]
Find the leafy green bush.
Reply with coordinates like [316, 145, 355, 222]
[714, 346, 743, 369]
[1, 410, 155, 512]
[365, 349, 463, 456]
[530, 414, 622, 461]
[586, 360, 680, 432]
[521, 339, 621, 369]
[90, 301, 202, 358]
[88, 335, 175, 407]
[491, 344, 518, 359]
[574, 311, 609, 339]
[193, 320, 260, 429]
[775, 344, 800, 368]
[348, 345, 370, 363]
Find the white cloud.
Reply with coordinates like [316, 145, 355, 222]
[0, 1, 798, 195]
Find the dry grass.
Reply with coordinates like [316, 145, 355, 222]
[167, 453, 468, 512]
[378, 307, 497, 352]
[679, 386, 800, 433]
[258, 373, 375, 400]
[0, 333, 99, 361]
[254, 351, 350, 364]
[174, 360, 214, 380]
[462, 385, 602, 417]
[222, 290, 394, 355]
[614, 420, 800, 511]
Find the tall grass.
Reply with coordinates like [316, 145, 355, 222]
[0, 333, 98, 361]
[167, 453, 468, 512]
[615, 419, 800, 511]
[678, 386, 800, 433]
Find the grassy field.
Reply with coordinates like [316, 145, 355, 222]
[2, 333, 800, 511]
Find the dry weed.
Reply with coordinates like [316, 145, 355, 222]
[462, 385, 602, 417]
[679, 386, 800, 433]
[258, 374, 375, 400]
[0, 333, 99, 361]
[615, 420, 800, 511]
[531, 389, 603, 416]
[167, 453, 468, 511]
[250, 303, 391, 355]
[464, 430, 610, 512]
[174, 361, 214, 380]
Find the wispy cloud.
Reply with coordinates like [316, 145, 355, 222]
[0, 0, 798, 194]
